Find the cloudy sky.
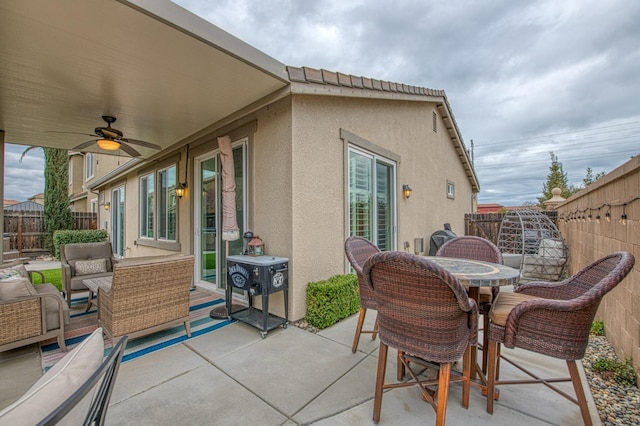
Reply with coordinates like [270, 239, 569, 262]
[5, 0, 639, 205]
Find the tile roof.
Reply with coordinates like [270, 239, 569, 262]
[286, 66, 446, 98]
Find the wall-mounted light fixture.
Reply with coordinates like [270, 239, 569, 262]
[176, 144, 190, 199]
[402, 184, 412, 199]
[605, 205, 611, 222]
[176, 182, 187, 199]
[104, 201, 110, 211]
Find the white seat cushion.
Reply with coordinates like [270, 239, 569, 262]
[0, 328, 105, 424]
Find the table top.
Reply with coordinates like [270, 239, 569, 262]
[424, 256, 520, 287]
[83, 276, 112, 292]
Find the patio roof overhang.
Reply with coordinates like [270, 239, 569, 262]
[0, 0, 289, 158]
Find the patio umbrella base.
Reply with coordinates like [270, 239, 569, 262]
[210, 304, 245, 319]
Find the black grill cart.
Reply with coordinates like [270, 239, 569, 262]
[226, 255, 289, 338]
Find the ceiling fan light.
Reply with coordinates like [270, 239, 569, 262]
[97, 138, 121, 151]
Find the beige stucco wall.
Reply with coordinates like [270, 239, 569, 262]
[286, 94, 474, 319]
[557, 155, 639, 378]
[95, 93, 475, 322]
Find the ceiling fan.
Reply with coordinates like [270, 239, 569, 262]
[60, 115, 161, 157]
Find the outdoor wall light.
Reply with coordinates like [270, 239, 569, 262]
[595, 208, 601, 224]
[104, 202, 110, 211]
[97, 138, 121, 151]
[176, 182, 187, 199]
[605, 206, 611, 222]
[402, 184, 413, 199]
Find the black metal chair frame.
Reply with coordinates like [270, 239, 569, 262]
[38, 335, 128, 426]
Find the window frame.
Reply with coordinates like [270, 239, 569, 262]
[84, 153, 94, 181]
[136, 163, 179, 250]
[347, 145, 397, 251]
[447, 180, 455, 199]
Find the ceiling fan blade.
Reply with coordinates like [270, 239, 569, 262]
[47, 131, 97, 137]
[120, 138, 161, 150]
[118, 143, 141, 157]
[73, 140, 99, 150]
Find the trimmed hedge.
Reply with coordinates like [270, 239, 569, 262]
[305, 274, 360, 329]
[52, 229, 109, 259]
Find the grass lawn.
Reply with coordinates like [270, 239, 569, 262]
[31, 268, 63, 292]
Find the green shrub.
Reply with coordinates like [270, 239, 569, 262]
[591, 320, 605, 336]
[52, 230, 109, 259]
[305, 274, 360, 329]
[592, 356, 637, 387]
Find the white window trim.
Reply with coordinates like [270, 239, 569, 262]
[85, 153, 95, 181]
[136, 164, 179, 249]
[347, 145, 398, 249]
[447, 180, 455, 199]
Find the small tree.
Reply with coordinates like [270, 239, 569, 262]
[582, 167, 605, 187]
[21, 147, 73, 252]
[537, 152, 579, 208]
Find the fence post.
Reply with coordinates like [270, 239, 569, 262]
[17, 214, 23, 257]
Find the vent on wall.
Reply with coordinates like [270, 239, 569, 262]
[432, 111, 437, 133]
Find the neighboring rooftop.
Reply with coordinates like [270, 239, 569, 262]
[3, 200, 44, 212]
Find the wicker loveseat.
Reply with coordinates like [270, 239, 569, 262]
[92, 254, 195, 340]
[61, 242, 116, 307]
[0, 261, 70, 352]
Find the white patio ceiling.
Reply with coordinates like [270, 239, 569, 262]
[0, 0, 289, 158]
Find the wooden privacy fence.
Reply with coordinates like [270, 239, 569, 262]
[3, 211, 97, 258]
[464, 211, 558, 244]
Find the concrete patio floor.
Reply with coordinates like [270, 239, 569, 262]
[1, 298, 601, 425]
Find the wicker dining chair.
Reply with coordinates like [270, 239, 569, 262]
[485, 251, 635, 426]
[344, 236, 381, 353]
[364, 251, 478, 425]
[436, 236, 504, 373]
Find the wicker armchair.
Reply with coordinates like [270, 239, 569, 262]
[61, 242, 115, 308]
[94, 254, 195, 340]
[486, 251, 635, 425]
[1, 261, 69, 353]
[436, 236, 504, 373]
[364, 251, 478, 425]
[344, 236, 380, 353]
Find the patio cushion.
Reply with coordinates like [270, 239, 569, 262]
[0, 276, 36, 300]
[74, 259, 108, 276]
[489, 292, 542, 326]
[478, 286, 493, 303]
[0, 327, 104, 424]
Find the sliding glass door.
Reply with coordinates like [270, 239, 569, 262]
[194, 140, 246, 290]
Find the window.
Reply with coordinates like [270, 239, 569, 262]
[90, 199, 97, 213]
[348, 147, 396, 251]
[139, 165, 177, 241]
[140, 173, 154, 238]
[85, 153, 94, 181]
[432, 111, 437, 133]
[447, 181, 455, 199]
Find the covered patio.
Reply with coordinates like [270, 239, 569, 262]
[0, 0, 288, 223]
